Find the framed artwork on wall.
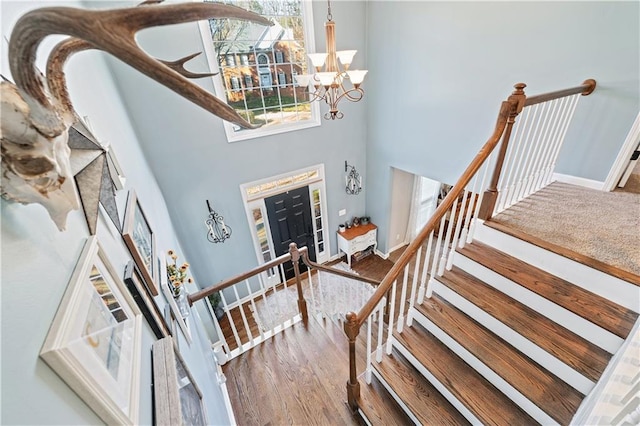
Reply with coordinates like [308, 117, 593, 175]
[159, 256, 192, 344]
[123, 260, 170, 339]
[152, 336, 208, 426]
[122, 190, 158, 296]
[40, 236, 142, 425]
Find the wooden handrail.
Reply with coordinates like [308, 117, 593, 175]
[343, 78, 597, 411]
[299, 252, 381, 287]
[524, 79, 596, 107]
[344, 100, 514, 333]
[188, 246, 309, 305]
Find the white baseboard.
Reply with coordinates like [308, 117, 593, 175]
[552, 173, 604, 190]
[375, 249, 389, 260]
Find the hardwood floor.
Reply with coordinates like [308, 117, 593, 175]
[222, 253, 403, 425]
[223, 316, 365, 425]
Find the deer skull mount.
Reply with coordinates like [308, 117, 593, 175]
[0, 2, 271, 231]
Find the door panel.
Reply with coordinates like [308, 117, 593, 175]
[265, 186, 316, 280]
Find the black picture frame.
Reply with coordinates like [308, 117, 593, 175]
[124, 260, 170, 339]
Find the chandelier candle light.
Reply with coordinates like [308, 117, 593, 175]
[294, 0, 367, 120]
[205, 200, 232, 243]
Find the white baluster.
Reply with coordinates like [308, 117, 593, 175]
[233, 285, 253, 347]
[211, 296, 231, 356]
[447, 189, 469, 270]
[495, 108, 529, 213]
[524, 99, 559, 199]
[407, 246, 422, 326]
[506, 103, 543, 209]
[365, 312, 372, 384]
[376, 300, 384, 363]
[534, 97, 567, 192]
[459, 174, 480, 248]
[220, 291, 242, 350]
[544, 94, 580, 187]
[257, 274, 276, 333]
[427, 216, 446, 297]
[417, 233, 433, 303]
[385, 279, 397, 355]
[438, 199, 458, 275]
[468, 156, 492, 243]
[396, 264, 409, 333]
[245, 279, 264, 341]
[306, 268, 316, 318]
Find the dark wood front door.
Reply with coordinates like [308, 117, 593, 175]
[265, 186, 316, 280]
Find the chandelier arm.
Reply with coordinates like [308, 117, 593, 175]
[334, 87, 364, 104]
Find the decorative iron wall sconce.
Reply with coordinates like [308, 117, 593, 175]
[345, 161, 362, 195]
[205, 200, 231, 243]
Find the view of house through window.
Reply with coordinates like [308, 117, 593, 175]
[201, 0, 319, 141]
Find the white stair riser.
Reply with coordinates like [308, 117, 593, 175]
[369, 368, 421, 425]
[473, 221, 639, 312]
[432, 279, 595, 395]
[390, 338, 482, 425]
[411, 310, 559, 425]
[453, 252, 623, 354]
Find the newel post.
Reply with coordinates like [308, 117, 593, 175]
[289, 243, 308, 325]
[344, 312, 361, 412]
[479, 83, 527, 220]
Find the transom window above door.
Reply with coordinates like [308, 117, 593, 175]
[199, 0, 320, 142]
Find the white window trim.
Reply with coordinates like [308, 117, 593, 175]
[197, 1, 320, 143]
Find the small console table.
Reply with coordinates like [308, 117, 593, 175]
[337, 223, 378, 268]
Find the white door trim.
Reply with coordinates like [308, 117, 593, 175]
[603, 111, 640, 191]
[239, 164, 330, 286]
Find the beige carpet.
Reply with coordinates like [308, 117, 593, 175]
[492, 182, 640, 277]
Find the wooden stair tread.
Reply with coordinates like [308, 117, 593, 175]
[372, 348, 471, 425]
[357, 373, 413, 426]
[458, 240, 638, 338]
[416, 295, 585, 425]
[484, 219, 640, 286]
[394, 324, 538, 426]
[438, 266, 612, 382]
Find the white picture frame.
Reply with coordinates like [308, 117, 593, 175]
[40, 236, 142, 425]
[159, 256, 192, 344]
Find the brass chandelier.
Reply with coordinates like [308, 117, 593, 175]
[295, 0, 368, 120]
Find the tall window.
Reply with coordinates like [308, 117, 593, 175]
[199, 0, 320, 142]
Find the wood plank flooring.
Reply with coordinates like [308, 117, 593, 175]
[223, 316, 364, 425]
[222, 254, 399, 425]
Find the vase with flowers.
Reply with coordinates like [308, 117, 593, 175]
[166, 249, 192, 298]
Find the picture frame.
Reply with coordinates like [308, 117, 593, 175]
[123, 260, 170, 339]
[40, 236, 142, 425]
[152, 336, 208, 426]
[122, 190, 158, 296]
[159, 256, 192, 344]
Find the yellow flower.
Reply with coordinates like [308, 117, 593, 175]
[167, 249, 175, 256]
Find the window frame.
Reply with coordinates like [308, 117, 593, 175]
[197, 0, 320, 143]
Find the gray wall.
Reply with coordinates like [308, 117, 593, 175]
[104, 1, 369, 288]
[365, 1, 640, 252]
[1, 1, 231, 424]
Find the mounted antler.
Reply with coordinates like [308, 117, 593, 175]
[0, 2, 271, 230]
